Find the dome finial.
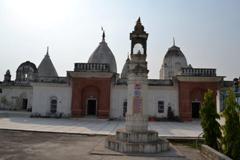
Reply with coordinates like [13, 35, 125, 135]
[173, 37, 175, 46]
[101, 27, 105, 41]
[46, 46, 49, 56]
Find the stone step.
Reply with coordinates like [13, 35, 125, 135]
[116, 128, 159, 143]
[105, 135, 169, 153]
[0, 110, 31, 117]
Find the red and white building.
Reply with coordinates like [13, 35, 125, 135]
[0, 18, 225, 121]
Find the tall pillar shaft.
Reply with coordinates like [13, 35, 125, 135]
[125, 57, 149, 132]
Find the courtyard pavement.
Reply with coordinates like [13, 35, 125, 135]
[0, 112, 202, 138]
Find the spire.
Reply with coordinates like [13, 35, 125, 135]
[173, 37, 175, 46]
[137, 17, 141, 24]
[4, 69, 11, 82]
[131, 17, 148, 55]
[134, 17, 144, 32]
[46, 46, 49, 56]
[101, 27, 105, 41]
[38, 46, 58, 77]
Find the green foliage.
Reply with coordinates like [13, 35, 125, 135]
[222, 89, 240, 159]
[200, 89, 221, 151]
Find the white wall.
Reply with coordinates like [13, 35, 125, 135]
[0, 86, 32, 110]
[110, 84, 179, 118]
[32, 83, 71, 116]
[147, 86, 179, 117]
[110, 85, 127, 119]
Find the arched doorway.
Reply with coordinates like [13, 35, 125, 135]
[70, 73, 112, 118]
[82, 86, 99, 117]
[192, 101, 200, 118]
[190, 88, 205, 119]
[19, 92, 28, 110]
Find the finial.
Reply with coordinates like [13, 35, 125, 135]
[137, 17, 141, 23]
[101, 27, 105, 41]
[173, 37, 175, 46]
[46, 46, 49, 56]
[6, 69, 10, 74]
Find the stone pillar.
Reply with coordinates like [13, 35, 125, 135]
[105, 18, 169, 153]
[125, 75, 148, 132]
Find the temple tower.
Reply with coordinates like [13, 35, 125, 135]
[125, 17, 149, 132]
[106, 18, 169, 153]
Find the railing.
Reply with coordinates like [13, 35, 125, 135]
[74, 63, 110, 72]
[181, 67, 216, 77]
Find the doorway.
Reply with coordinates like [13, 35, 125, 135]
[22, 98, 28, 110]
[192, 102, 200, 118]
[87, 99, 97, 116]
[123, 101, 127, 117]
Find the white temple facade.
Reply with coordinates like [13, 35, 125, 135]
[0, 18, 228, 121]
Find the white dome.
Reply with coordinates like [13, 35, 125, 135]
[121, 57, 130, 79]
[160, 45, 187, 79]
[88, 37, 117, 73]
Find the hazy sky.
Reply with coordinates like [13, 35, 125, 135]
[0, 0, 239, 81]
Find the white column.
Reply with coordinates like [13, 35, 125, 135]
[125, 73, 148, 132]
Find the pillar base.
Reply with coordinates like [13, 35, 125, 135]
[125, 114, 148, 132]
[105, 128, 169, 153]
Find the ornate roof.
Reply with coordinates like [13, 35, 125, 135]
[134, 17, 145, 33]
[164, 45, 186, 59]
[17, 61, 38, 73]
[160, 40, 188, 79]
[88, 32, 117, 73]
[38, 47, 58, 77]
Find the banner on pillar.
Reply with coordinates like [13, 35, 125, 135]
[133, 82, 143, 113]
[133, 96, 142, 113]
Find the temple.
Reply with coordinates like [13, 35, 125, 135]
[0, 18, 228, 121]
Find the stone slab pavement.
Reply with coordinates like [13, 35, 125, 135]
[0, 116, 202, 138]
[0, 130, 203, 160]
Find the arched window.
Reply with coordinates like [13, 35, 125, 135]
[50, 97, 57, 113]
[133, 43, 144, 54]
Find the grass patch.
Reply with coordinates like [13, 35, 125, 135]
[169, 139, 204, 149]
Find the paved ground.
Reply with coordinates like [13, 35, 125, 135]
[0, 116, 202, 137]
[0, 130, 203, 160]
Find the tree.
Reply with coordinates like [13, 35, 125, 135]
[200, 89, 221, 150]
[222, 89, 240, 159]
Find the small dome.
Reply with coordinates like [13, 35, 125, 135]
[164, 45, 186, 58]
[38, 48, 58, 77]
[121, 57, 130, 79]
[160, 44, 187, 79]
[18, 61, 38, 73]
[16, 61, 38, 81]
[88, 33, 117, 73]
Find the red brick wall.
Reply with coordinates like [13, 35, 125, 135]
[71, 77, 112, 118]
[178, 81, 219, 121]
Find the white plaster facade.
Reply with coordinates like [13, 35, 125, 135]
[31, 83, 71, 117]
[0, 86, 32, 110]
[110, 85, 127, 119]
[147, 85, 179, 117]
[109, 83, 179, 119]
